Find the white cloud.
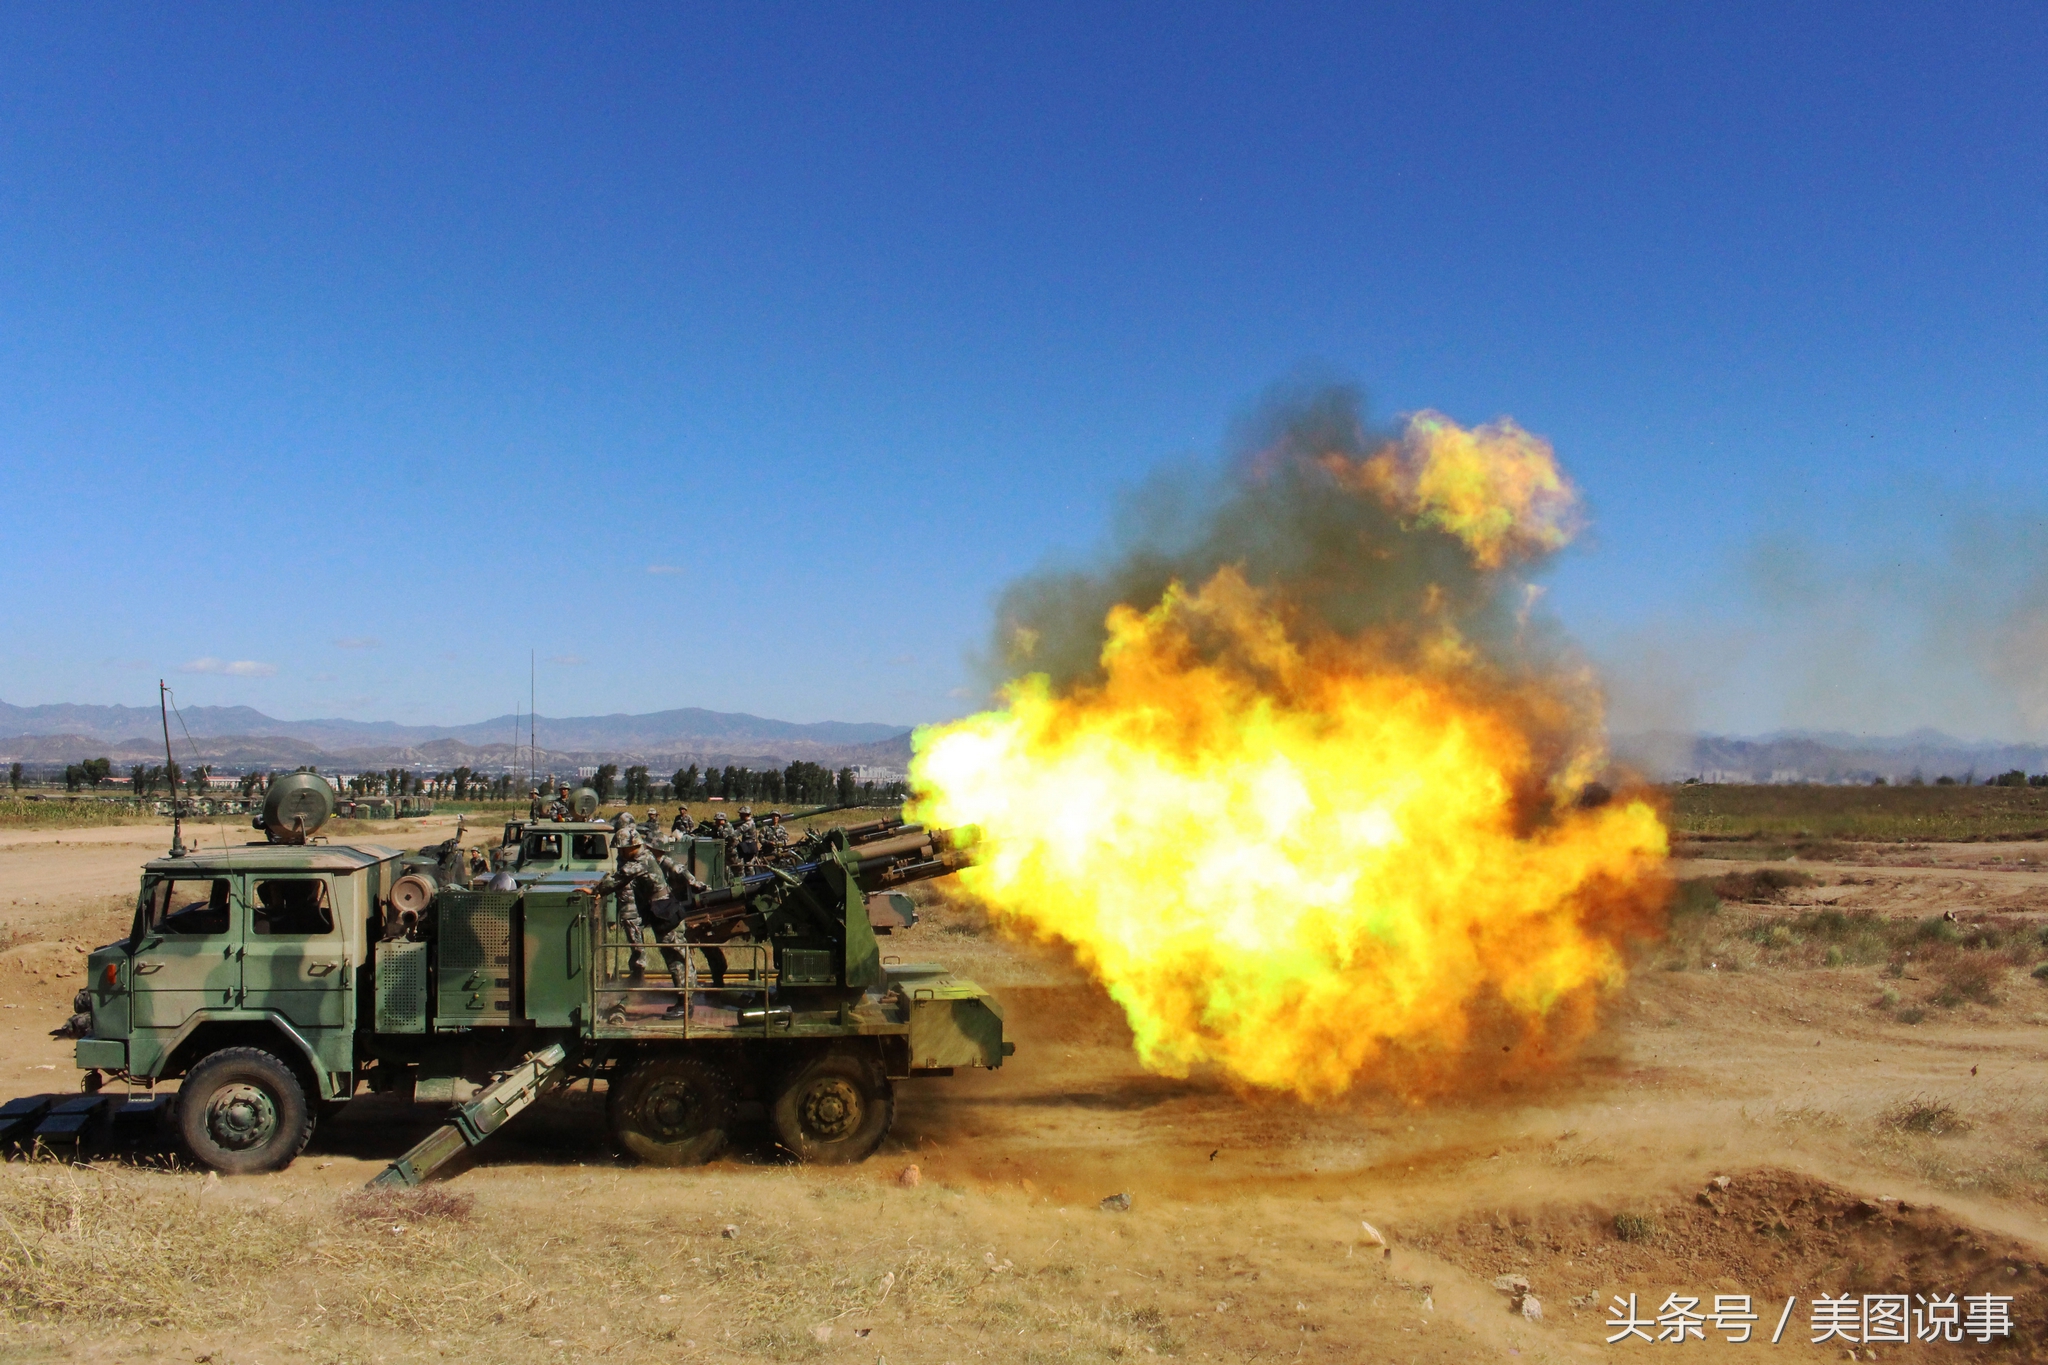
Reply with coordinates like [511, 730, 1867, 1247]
[180, 657, 278, 677]
[547, 654, 587, 666]
[646, 564, 687, 576]
[334, 637, 383, 649]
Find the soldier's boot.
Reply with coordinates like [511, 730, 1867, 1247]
[662, 961, 690, 1019]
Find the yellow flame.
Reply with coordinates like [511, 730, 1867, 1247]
[911, 414, 1666, 1101]
[1338, 411, 1580, 568]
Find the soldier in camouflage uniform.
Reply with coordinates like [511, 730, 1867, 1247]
[527, 788, 546, 820]
[761, 811, 790, 857]
[732, 806, 761, 871]
[547, 784, 573, 819]
[594, 830, 705, 986]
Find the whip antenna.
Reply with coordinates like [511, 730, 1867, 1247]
[159, 680, 185, 858]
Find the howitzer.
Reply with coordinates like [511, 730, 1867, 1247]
[672, 827, 973, 935]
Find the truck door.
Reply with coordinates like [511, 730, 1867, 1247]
[240, 874, 349, 1029]
[131, 875, 240, 1030]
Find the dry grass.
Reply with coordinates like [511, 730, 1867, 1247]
[1881, 1096, 1972, 1137]
[0, 1161, 1184, 1362]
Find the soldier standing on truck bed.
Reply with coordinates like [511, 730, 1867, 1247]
[670, 806, 692, 839]
[528, 788, 546, 820]
[547, 784, 573, 819]
[762, 810, 789, 857]
[595, 830, 702, 983]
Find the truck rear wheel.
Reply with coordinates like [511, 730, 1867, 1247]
[770, 1049, 892, 1164]
[608, 1055, 735, 1166]
[175, 1047, 314, 1175]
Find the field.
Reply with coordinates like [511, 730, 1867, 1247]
[1669, 781, 2048, 846]
[0, 794, 2047, 1361]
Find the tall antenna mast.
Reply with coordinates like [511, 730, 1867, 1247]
[530, 649, 537, 787]
[159, 680, 186, 858]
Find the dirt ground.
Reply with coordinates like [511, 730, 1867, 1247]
[1, 817, 2046, 1362]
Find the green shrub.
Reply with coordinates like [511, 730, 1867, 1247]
[1612, 1212, 1661, 1242]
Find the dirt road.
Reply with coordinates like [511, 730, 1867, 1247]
[1, 826, 2043, 1362]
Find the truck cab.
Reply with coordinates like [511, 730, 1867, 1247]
[503, 820, 617, 883]
[77, 841, 398, 1170]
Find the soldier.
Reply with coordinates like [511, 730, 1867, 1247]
[547, 783, 573, 820]
[761, 810, 790, 856]
[670, 806, 693, 839]
[593, 830, 704, 987]
[527, 787, 546, 820]
[611, 809, 636, 846]
[733, 806, 760, 870]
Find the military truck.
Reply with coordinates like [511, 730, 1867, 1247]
[64, 774, 1010, 1179]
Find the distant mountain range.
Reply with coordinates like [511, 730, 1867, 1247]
[0, 700, 916, 775]
[1614, 729, 2048, 784]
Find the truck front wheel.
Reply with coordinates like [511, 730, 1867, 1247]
[176, 1047, 314, 1175]
[770, 1049, 892, 1164]
[608, 1055, 736, 1166]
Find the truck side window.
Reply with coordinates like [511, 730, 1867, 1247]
[251, 879, 334, 935]
[572, 833, 609, 860]
[154, 879, 231, 936]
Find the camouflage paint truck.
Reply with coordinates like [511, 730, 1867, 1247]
[59, 774, 1010, 1179]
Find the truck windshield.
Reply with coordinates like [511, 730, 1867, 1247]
[149, 878, 231, 936]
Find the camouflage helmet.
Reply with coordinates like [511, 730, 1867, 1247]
[621, 828, 644, 850]
[738, 806, 752, 816]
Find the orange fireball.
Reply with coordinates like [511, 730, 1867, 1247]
[911, 409, 1668, 1101]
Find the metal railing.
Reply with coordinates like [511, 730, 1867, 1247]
[591, 916, 792, 1037]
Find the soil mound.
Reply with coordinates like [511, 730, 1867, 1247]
[1417, 1168, 2048, 1354]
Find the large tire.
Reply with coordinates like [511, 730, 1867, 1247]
[607, 1054, 736, 1166]
[176, 1047, 314, 1175]
[770, 1048, 892, 1165]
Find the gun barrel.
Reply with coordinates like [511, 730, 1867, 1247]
[841, 815, 916, 843]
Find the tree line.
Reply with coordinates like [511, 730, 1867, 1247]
[9, 757, 909, 807]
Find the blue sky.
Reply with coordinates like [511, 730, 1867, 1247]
[3, 4, 2044, 736]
